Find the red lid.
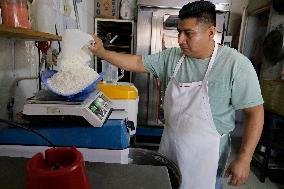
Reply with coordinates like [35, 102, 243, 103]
[26, 147, 91, 189]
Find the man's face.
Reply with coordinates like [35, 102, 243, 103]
[177, 18, 215, 58]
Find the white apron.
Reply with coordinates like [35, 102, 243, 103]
[159, 42, 221, 189]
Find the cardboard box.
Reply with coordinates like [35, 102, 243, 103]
[262, 79, 284, 116]
[94, 0, 121, 19]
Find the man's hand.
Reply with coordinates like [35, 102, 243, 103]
[88, 35, 106, 57]
[225, 156, 250, 186]
[225, 105, 264, 186]
[87, 34, 146, 73]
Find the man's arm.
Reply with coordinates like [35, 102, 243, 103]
[88, 35, 147, 73]
[225, 104, 264, 186]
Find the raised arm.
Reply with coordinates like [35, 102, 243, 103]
[88, 35, 147, 73]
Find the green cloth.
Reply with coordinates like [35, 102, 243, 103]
[142, 46, 264, 175]
[142, 46, 263, 134]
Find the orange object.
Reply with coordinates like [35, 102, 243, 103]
[98, 83, 138, 100]
[1, 0, 31, 29]
[26, 147, 91, 189]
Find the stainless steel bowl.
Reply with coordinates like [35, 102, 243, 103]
[129, 148, 181, 189]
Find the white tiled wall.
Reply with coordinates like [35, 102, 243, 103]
[0, 0, 94, 120]
[0, 40, 38, 120]
[0, 39, 14, 119]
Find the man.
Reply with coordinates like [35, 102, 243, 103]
[89, 1, 264, 188]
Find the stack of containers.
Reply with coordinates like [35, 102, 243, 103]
[0, 7, 2, 24]
[0, 0, 31, 29]
[98, 83, 139, 135]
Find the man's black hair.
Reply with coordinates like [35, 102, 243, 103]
[179, 1, 216, 27]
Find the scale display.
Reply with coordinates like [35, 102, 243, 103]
[88, 95, 110, 121]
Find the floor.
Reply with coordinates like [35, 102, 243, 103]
[133, 128, 284, 189]
[223, 138, 284, 189]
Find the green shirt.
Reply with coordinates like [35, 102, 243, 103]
[142, 46, 264, 175]
[142, 46, 263, 134]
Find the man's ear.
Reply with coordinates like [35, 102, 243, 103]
[208, 26, 216, 40]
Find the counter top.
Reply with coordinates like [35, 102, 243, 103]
[0, 156, 172, 189]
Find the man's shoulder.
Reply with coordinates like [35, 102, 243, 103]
[162, 47, 182, 55]
[143, 47, 181, 59]
[217, 46, 252, 71]
[219, 46, 250, 63]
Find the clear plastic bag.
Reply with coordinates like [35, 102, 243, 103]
[31, 0, 56, 34]
[120, 0, 136, 20]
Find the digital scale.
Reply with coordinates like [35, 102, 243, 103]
[22, 89, 112, 127]
[1, 89, 131, 164]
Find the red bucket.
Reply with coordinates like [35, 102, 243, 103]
[26, 147, 91, 189]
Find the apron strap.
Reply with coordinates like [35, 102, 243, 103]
[203, 41, 218, 82]
[172, 54, 185, 78]
[172, 41, 218, 79]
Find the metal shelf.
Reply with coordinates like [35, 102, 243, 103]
[104, 45, 130, 49]
[0, 25, 62, 41]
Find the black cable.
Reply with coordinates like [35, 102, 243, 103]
[36, 44, 42, 91]
[55, 24, 61, 53]
[0, 119, 55, 148]
[73, 0, 80, 29]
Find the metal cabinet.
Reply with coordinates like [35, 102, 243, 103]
[253, 111, 284, 182]
[94, 18, 134, 82]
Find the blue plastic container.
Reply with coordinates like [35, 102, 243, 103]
[41, 70, 105, 101]
[0, 119, 130, 149]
